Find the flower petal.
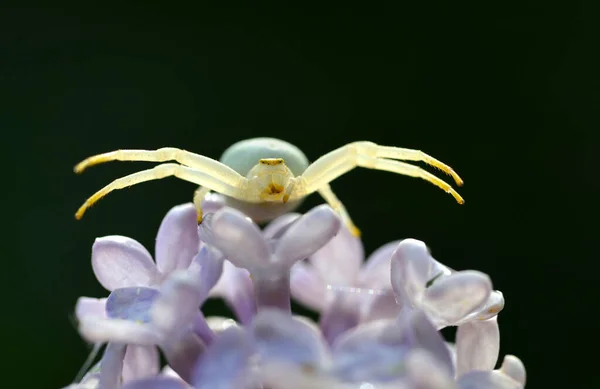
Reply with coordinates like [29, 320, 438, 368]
[106, 287, 160, 323]
[99, 343, 126, 389]
[458, 371, 522, 389]
[274, 205, 341, 268]
[357, 241, 401, 289]
[456, 316, 500, 376]
[458, 290, 505, 324]
[75, 297, 107, 320]
[319, 290, 360, 345]
[205, 316, 238, 334]
[405, 348, 455, 389]
[360, 292, 402, 322]
[397, 308, 454, 375]
[151, 271, 205, 336]
[122, 377, 189, 389]
[251, 308, 329, 369]
[187, 245, 225, 298]
[201, 192, 227, 216]
[331, 319, 409, 382]
[192, 326, 256, 389]
[499, 355, 526, 386]
[423, 271, 491, 325]
[79, 317, 161, 345]
[161, 330, 206, 383]
[306, 222, 363, 286]
[263, 213, 301, 239]
[200, 207, 271, 269]
[122, 345, 160, 383]
[92, 236, 160, 291]
[210, 260, 256, 325]
[290, 262, 327, 311]
[155, 203, 201, 275]
[390, 239, 449, 304]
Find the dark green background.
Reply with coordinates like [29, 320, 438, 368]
[4, 2, 595, 388]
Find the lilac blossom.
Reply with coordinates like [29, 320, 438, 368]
[284, 218, 402, 344]
[65, 203, 526, 389]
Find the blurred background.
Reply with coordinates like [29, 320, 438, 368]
[4, 1, 596, 388]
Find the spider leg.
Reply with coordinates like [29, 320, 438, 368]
[193, 186, 212, 223]
[74, 148, 244, 187]
[318, 184, 361, 237]
[298, 144, 463, 204]
[75, 163, 243, 219]
[354, 141, 464, 186]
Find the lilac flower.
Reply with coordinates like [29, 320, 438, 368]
[198, 204, 341, 312]
[66, 204, 526, 389]
[390, 238, 501, 329]
[284, 219, 402, 343]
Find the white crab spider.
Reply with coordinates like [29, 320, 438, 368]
[74, 137, 464, 236]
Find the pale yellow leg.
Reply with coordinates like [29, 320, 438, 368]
[299, 142, 464, 204]
[74, 147, 245, 187]
[355, 141, 464, 186]
[193, 186, 211, 223]
[318, 184, 361, 237]
[358, 155, 464, 204]
[75, 163, 240, 219]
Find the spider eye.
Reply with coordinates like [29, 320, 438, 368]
[259, 158, 285, 166]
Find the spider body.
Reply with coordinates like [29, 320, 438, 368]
[75, 137, 464, 236]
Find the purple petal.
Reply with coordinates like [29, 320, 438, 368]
[360, 292, 402, 322]
[210, 260, 257, 325]
[305, 222, 363, 286]
[155, 203, 201, 275]
[200, 207, 271, 269]
[290, 263, 327, 311]
[458, 371, 522, 389]
[263, 213, 301, 239]
[331, 319, 409, 382]
[193, 311, 216, 345]
[79, 317, 162, 345]
[161, 330, 206, 384]
[106, 287, 160, 323]
[423, 271, 491, 325]
[499, 355, 526, 386]
[92, 236, 160, 291]
[252, 272, 292, 312]
[459, 290, 505, 324]
[405, 348, 455, 389]
[397, 308, 454, 375]
[205, 317, 238, 334]
[122, 377, 189, 389]
[187, 245, 225, 298]
[192, 326, 255, 389]
[260, 362, 349, 389]
[357, 241, 401, 289]
[75, 297, 107, 320]
[151, 271, 204, 336]
[274, 205, 341, 268]
[251, 308, 329, 369]
[390, 239, 449, 303]
[99, 343, 126, 389]
[201, 192, 227, 215]
[456, 317, 500, 376]
[122, 345, 160, 382]
[319, 290, 360, 345]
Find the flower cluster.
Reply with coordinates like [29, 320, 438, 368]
[65, 201, 526, 389]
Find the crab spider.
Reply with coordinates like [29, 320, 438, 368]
[74, 138, 464, 236]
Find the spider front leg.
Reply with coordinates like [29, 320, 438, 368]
[296, 142, 464, 225]
[75, 163, 244, 219]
